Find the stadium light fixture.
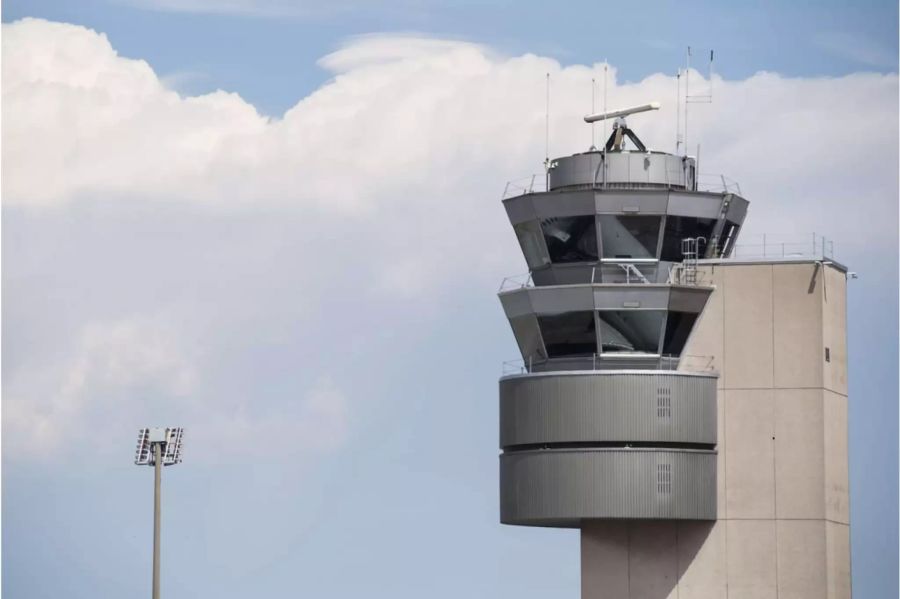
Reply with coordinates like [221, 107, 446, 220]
[135, 427, 184, 599]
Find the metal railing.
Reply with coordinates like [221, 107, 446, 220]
[498, 272, 534, 292]
[696, 174, 742, 195]
[727, 233, 836, 261]
[501, 169, 741, 199]
[502, 175, 548, 199]
[501, 353, 716, 375]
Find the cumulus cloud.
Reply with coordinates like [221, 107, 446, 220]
[3, 316, 197, 457]
[2, 18, 897, 462]
[3, 19, 896, 246]
[2, 312, 350, 462]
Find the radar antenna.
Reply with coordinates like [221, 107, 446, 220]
[584, 102, 660, 152]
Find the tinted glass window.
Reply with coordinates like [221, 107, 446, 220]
[716, 221, 739, 257]
[540, 216, 598, 263]
[662, 311, 699, 356]
[538, 312, 597, 357]
[597, 310, 664, 353]
[598, 215, 661, 260]
[514, 221, 551, 268]
[660, 216, 717, 261]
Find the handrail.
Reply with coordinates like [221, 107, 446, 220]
[501, 353, 716, 375]
[726, 233, 836, 261]
[502, 170, 741, 199]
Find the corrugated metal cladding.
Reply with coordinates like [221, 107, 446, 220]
[500, 372, 717, 447]
[500, 449, 716, 527]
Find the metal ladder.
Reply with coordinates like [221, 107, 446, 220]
[680, 237, 706, 285]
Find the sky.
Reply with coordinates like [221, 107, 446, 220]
[1, 2, 897, 598]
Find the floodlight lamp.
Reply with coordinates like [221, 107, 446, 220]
[134, 427, 185, 466]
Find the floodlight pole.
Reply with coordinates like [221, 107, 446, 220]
[152, 442, 162, 599]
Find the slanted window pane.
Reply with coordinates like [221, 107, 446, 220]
[540, 216, 598, 263]
[514, 221, 551, 268]
[716, 221, 739, 257]
[599, 215, 661, 260]
[598, 310, 664, 353]
[662, 311, 699, 356]
[660, 216, 717, 261]
[537, 312, 597, 357]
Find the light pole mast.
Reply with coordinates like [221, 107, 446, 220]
[135, 427, 184, 599]
[152, 442, 162, 599]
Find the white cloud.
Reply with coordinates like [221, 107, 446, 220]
[3, 316, 197, 458]
[2, 18, 897, 462]
[3, 19, 896, 246]
[3, 313, 351, 462]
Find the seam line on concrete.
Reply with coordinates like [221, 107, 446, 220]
[721, 386, 847, 395]
[770, 265, 780, 599]
[719, 517, 850, 525]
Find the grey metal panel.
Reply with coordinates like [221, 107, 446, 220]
[508, 315, 545, 362]
[592, 286, 671, 310]
[594, 190, 669, 214]
[532, 190, 595, 218]
[549, 152, 690, 191]
[628, 153, 650, 184]
[549, 153, 604, 190]
[500, 448, 717, 526]
[499, 372, 717, 447]
[667, 192, 723, 219]
[724, 195, 749, 224]
[499, 289, 535, 319]
[668, 287, 714, 313]
[503, 195, 537, 226]
[527, 286, 595, 314]
[605, 153, 629, 184]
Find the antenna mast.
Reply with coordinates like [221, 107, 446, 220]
[603, 61, 609, 149]
[676, 69, 682, 154]
[683, 46, 714, 156]
[590, 77, 596, 150]
[685, 47, 691, 155]
[545, 73, 550, 189]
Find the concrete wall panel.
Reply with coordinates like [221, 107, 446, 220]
[775, 388, 825, 519]
[773, 263, 823, 387]
[676, 521, 726, 599]
[824, 389, 850, 524]
[826, 521, 852, 599]
[581, 521, 630, 599]
[776, 520, 827, 599]
[723, 265, 774, 388]
[725, 519, 777, 599]
[628, 521, 678, 599]
[822, 267, 848, 395]
[725, 389, 775, 518]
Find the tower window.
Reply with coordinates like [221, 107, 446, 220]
[537, 312, 597, 357]
[597, 310, 664, 353]
[598, 215, 661, 260]
[540, 216, 598, 263]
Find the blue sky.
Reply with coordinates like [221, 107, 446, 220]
[4, 0, 898, 115]
[2, 2, 897, 599]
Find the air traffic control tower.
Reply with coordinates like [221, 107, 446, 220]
[497, 104, 851, 598]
